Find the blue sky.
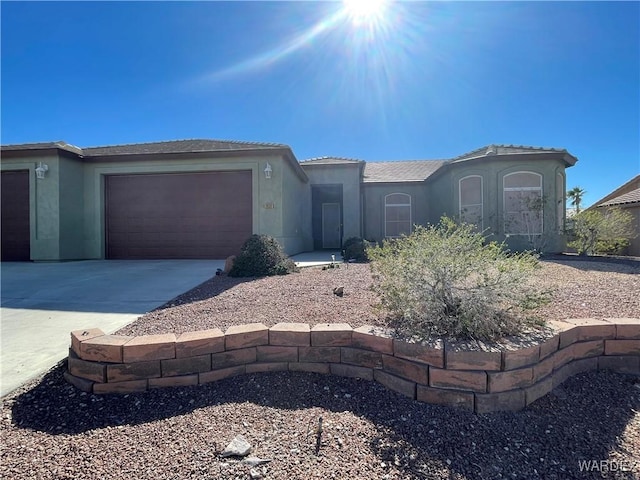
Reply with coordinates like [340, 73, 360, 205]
[1, 1, 638, 208]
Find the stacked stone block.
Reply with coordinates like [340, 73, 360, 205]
[65, 319, 640, 413]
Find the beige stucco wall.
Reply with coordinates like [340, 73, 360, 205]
[302, 163, 362, 243]
[1, 152, 65, 261]
[361, 154, 570, 253]
[58, 155, 85, 259]
[428, 156, 569, 253]
[280, 162, 312, 254]
[362, 183, 429, 242]
[82, 153, 309, 259]
[0, 149, 575, 260]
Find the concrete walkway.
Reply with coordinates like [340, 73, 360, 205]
[292, 250, 342, 268]
[0, 260, 222, 397]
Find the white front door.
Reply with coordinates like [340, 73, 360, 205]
[322, 203, 341, 249]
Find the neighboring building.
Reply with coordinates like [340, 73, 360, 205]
[588, 175, 640, 256]
[0, 140, 577, 261]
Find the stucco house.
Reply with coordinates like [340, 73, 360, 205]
[0, 139, 577, 261]
[588, 175, 640, 256]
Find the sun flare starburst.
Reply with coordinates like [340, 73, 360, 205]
[342, 0, 389, 25]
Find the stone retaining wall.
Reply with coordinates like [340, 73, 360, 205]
[65, 319, 640, 413]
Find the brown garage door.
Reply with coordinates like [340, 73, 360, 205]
[106, 171, 252, 259]
[1, 170, 30, 261]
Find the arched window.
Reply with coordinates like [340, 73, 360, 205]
[385, 193, 411, 238]
[503, 172, 543, 235]
[459, 175, 483, 229]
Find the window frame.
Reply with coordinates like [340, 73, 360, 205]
[458, 175, 483, 229]
[384, 193, 412, 238]
[503, 171, 543, 235]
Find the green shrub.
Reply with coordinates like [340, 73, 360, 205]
[594, 238, 630, 255]
[567, 208, 635, 256]
[342, 237, 371, 262]
[367, 217, 551, 341]
[229, 234, 298, 277]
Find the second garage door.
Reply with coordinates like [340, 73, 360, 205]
[106, 171, 252, 259]
[1, 170, 30, 261]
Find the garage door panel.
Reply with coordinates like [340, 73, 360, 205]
[1, 171, 30, 261]
[106, 171, 252, 259]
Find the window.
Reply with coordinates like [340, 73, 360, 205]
[556, 172, 565, 232]
[385, 193, 411, 238]
[459, 175, 483, 229]
[503, 172, 543, 235]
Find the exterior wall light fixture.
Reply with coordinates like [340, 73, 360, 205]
[35, 162, 49, 179]
[264, 163, 272, 179]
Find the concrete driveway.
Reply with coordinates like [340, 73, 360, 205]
[0, 259, 222, 397]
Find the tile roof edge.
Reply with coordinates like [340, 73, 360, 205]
[82, 138, 290, 151]
[589, 175, 640, 209]
[451, 144, 569, 161]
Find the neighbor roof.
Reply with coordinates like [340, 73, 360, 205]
[589, 175, 640, 209]
[362, 160, 446, 183]
[598, 188, 640, 207]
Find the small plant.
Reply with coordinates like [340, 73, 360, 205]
[229, 234, 298, 277]
[342, 237, 371, 262]
[368, 217, 551, 341]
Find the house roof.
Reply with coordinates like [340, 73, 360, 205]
[82, 139, 288, 156]
[451, 144, 577, 166]
[591, 175, 640, 208]
[453, 144, 568, 160]
[2, 139, 578, 185]
[362, 160, 446, 183]
[1, 139, 289, 157]
[1, 138, 309, 182]
[1, 141, 83, 155]
[300, 156, 363, 165]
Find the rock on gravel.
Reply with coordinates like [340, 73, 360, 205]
[221, 435, 252, 458]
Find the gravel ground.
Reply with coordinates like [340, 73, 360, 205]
[1, 257, 639, 479]
[117, 257, 640, 336]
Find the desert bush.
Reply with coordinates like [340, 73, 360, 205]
[229, 234, 298, 277]
[342, 237, 371, 262]
[567, 208, 635, 256]
[367, 217, 550, 341]
[595, 238, 630, 255]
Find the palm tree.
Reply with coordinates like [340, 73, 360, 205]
[567, 186, 586, 214]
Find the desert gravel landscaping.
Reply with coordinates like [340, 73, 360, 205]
[1, 256, 639, 479]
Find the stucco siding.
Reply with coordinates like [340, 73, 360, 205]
[83, 155, 269, 259]
[280, 160, 312, 254]
[1, 153, 63, 261]
[58, 155, 85, 260]
[441, 156, 567, 252]
[302, 164, 362, 244]
[362, 183, 429, 242]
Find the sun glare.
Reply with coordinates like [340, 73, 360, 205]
[343, 0, 388, 25]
